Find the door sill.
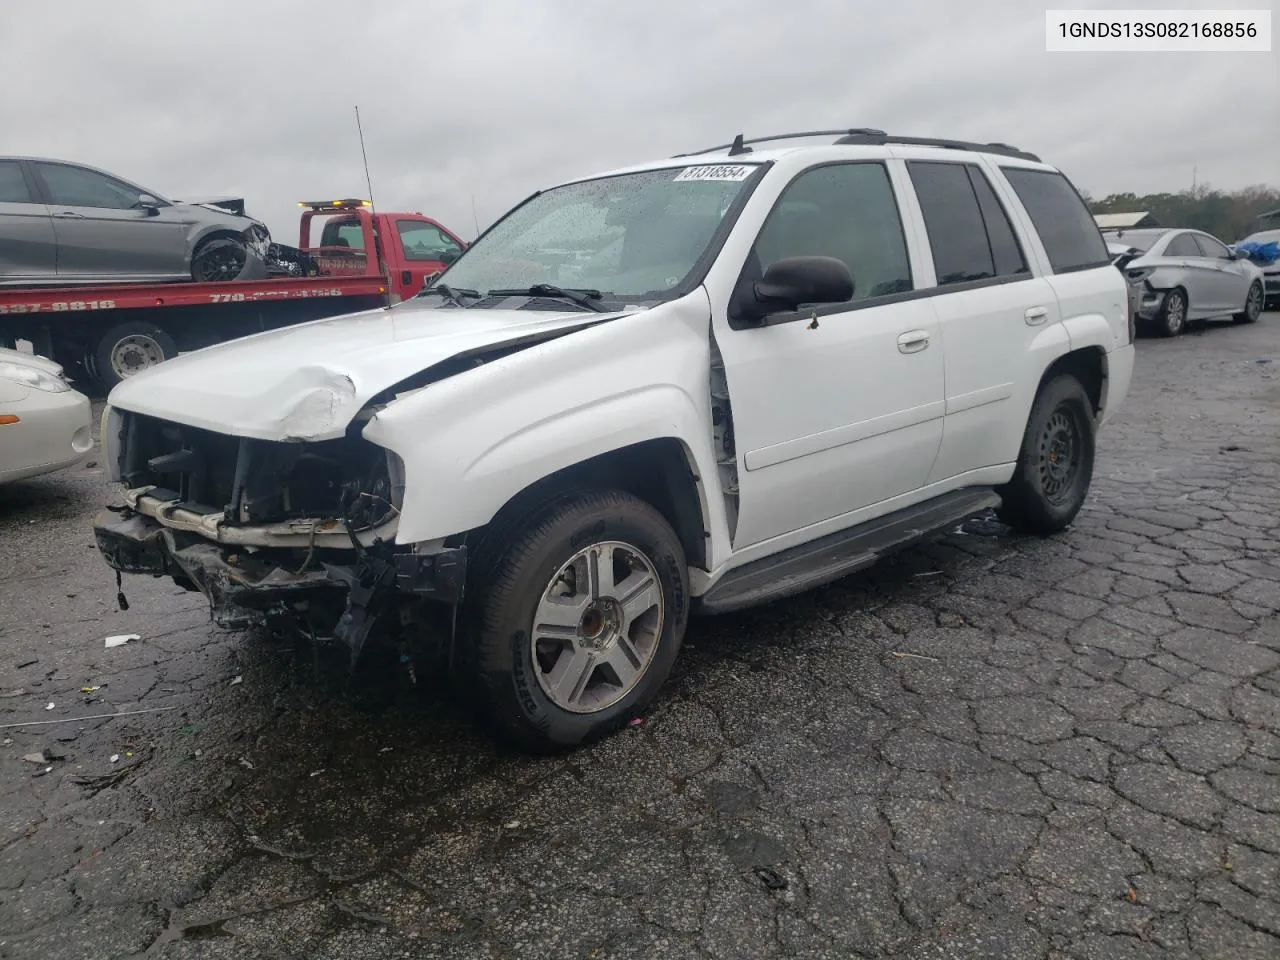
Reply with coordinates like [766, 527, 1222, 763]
[695, 487, 1001, 615]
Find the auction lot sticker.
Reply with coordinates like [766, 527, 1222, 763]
[673, 165, 755, 182]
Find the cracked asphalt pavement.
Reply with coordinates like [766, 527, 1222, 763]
[2, 316, 1279, 960]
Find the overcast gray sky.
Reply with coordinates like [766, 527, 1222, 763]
[3, 0, 1276, 241]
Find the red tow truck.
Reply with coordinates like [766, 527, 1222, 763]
[0, 200, 467, 392]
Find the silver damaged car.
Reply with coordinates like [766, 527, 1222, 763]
[1103, 226, 1265, 337]
[0, 157, 271, 286]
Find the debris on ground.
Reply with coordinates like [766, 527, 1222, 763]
[754, 866, 788, 891]
[109, 754, 120, 763]
[891, 651, 940, 662]
[104, 634, 140, 649]
[45, 702, 55, 711]
[15, 659, 38, 669]
[80, 686, 101, 694]
[229, 676, 243, 687]
[22, 752, 47, 763]
[627, 717, 645, 727]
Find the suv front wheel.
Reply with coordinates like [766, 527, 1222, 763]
[467, 489, 689, 752]
[997, 374, 1097, 535]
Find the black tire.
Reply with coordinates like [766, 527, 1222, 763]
[996, 374, 1096, 535]
[190, 236, 248, 282]
[466, 489, 689, 753]
[1234, 281, 1263, 324]
[94, 320, 178, 392]
[1155, 288, 1188, 337]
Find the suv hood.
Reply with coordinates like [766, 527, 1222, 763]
[105, 301, 627, 442]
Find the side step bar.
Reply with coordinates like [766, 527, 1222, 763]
[695, 487, 1002, 615]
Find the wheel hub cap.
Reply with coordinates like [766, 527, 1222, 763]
[530, 540, 664, 714]
[1039, 409, 1079, 503]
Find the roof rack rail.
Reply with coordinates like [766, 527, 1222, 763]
[832, 132, 1041, 162]
[672, 129, 888, 158]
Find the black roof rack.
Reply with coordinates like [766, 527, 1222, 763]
[832, 132, 1040, 162]
[673, 130, 1040, 163]
[672, 129, 887, 158]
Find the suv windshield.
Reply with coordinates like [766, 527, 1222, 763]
[434, 164, 762, 304]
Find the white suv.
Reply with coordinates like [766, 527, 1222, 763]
[94, 130, 1135, 751]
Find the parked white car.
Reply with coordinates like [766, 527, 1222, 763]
[0, 347, 93, 483]
[94, 130, 1135, 750]
[1102, 227, 1265, 336]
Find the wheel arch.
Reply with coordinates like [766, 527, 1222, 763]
[460, 437, 710, 578]
[1038, 346, 1106, 417]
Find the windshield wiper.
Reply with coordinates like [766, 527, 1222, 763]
[420, 283, 480, 306]
[487, 284, 609, 313]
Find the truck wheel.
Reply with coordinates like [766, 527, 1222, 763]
[191, 236, 248, 282]
[467, 489, 689, 752]
[996, 374, 1096, 535]
[1233, 282, 1263, 324]
[94, 320, 178, 391]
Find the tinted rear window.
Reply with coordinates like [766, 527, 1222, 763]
[1001, 168, 1110, 273]
[0, 161, 31, 203]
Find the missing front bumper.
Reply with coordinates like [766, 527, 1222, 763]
[92, 509, 467, 637]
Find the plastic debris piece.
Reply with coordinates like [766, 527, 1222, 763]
[45, 703, 55, 711]
[22, 752, 46, 763]
[80, 686, 101, 694]
[505, 821, 521, 829]
[378, 746, 393, 753]
[627, 717, 645, 727]
[229, 676, 243, 687]
[109, 754, 120, 763]
[104, 634, 140, 649]
[754, 866, 788, 891]
[310, 770, 324, 777]
[239, 757, 254, 769]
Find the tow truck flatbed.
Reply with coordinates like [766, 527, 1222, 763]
[0, 199, 466, 392]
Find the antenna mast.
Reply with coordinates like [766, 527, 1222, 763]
[354, 105, 393, 309]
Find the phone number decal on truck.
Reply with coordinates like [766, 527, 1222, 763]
[0, 300, 117, 315]
[208, 288, 347, 303]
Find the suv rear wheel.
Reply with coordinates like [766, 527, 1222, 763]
[997, 374, 1096, 535]
[466, 489, 689, 752]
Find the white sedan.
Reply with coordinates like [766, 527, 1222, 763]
[0, 348, 94, 484]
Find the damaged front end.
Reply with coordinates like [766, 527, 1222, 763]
[93, 410, 465, 664]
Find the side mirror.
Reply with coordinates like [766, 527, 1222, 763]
[137, 194, 161, 216]
[745, 256, 853, 322]
[440, 248, 461, 265]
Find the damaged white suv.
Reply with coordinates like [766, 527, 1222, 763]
[95, 130, 1135, 751]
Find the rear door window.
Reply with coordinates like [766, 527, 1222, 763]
[1165, 234, 1201, 257]
[907, 161, 1029, 285]
[1000, 167, 1110, 273]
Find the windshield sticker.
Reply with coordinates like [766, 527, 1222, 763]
[673, 164, 754, 182]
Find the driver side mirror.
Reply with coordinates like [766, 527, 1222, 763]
[440, 247, 461, 265]
[137, 193, 161, 216]
[742, 256, 854, 323]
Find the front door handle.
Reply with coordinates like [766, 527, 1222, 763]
[1024, 306, 1048, 325]
[897, 330, 930, 353]
[56, 211, 86, 219]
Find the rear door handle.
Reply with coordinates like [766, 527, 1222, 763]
[1024, 306, 1048, 325]
[897, 330, 930, 353]
[56, 211, 85, 219]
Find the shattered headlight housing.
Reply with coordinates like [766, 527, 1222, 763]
[0, 360, 69, 393]
[245, 223, 271, 259]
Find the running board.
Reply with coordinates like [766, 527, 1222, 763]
[696, 488, 1002, 615]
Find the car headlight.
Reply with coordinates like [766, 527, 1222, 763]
[0, 360, 69, 393]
